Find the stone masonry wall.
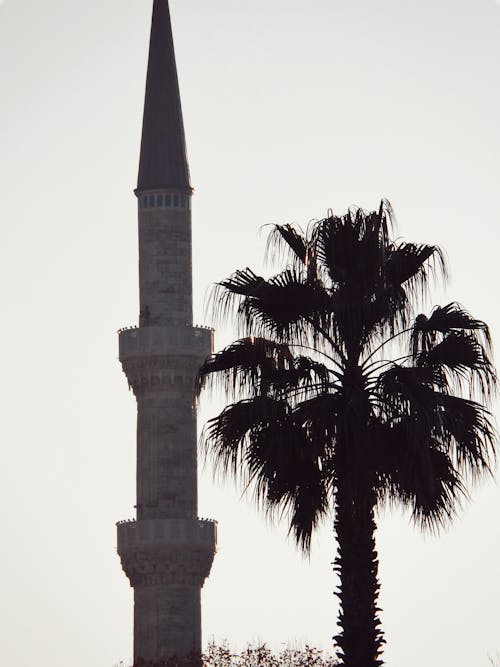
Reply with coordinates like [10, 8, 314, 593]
[138, 191, 193, 327]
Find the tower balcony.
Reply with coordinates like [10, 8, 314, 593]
[118, 324, 213, 395]
[118, 324, 213, 360]
[117, 517, 217, 588]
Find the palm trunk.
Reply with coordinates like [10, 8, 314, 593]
[333, 484, 384, 667]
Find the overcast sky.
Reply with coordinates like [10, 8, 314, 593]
[1, 1, 500, 666]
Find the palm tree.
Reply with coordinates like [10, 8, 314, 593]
[195, 201, 496, 667]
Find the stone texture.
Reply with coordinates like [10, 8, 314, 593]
[134, 586, 201, 661]
[137, 195, 193, 326]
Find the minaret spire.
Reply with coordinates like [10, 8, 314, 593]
[137, 0, 191, 192]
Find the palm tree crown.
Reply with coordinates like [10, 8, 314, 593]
[196, 201, 496, 667]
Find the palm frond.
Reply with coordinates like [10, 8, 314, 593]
[375, 363, 446, 416]
[244, 423, 330, 551]
[374, 420, 465, 531]
[287, 475, 330, 552]
[292, 392, 343, 454]
[208, 268, 266, 331]
[384, 242, 447, 300]
[201, 396, 290, 478]
[407, 448, 466, 531]
[417, 331, 496, 400]
[218, 267, 266, 298]
[234, 268, 332, 344]
[266, 355, 333, 402]
[265, 223, 307, 266]
[411, 302, 492, 357]
[195, 337, 293, 400]
[437, 394, 496, 478]
[354, 284, 409, 352]
[313, 206, 389, 291]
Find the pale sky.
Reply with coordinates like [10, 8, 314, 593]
[1, 1, 500, 666]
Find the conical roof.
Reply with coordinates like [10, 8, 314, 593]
[137, 0, 191, 192]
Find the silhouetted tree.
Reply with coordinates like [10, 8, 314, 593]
[196, 201, 496, 667]
[131, 643, 338, 667]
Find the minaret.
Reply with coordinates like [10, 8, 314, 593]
[116, 1, 216, 663]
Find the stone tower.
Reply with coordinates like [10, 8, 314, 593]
[116, 1, 217, 662]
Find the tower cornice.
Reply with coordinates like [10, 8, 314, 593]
[134, 185, 193, 197]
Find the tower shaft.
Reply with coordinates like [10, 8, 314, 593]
[138, 192, 193, 328]
[116, 2, 216, 663]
